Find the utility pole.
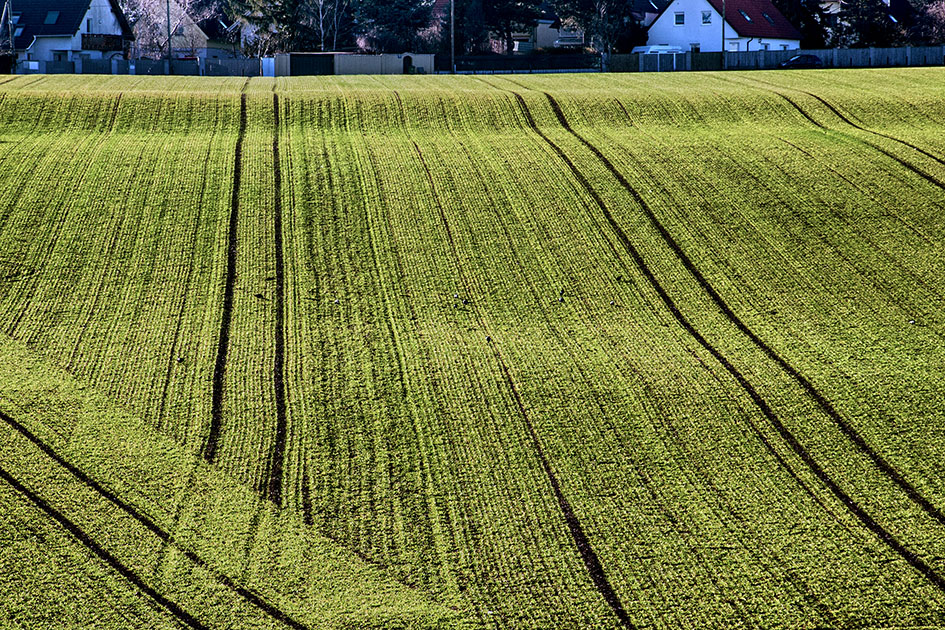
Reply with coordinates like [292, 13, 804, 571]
[721, 0, 726, 68]
[450, 0, 455, 73]
[166, 0, 172, 59]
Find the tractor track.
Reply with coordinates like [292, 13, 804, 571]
[322, 88, 457, 597]
[205, 87, 247, 463]
[735, 77, 945, 194]
[0, 464, 210, 630]
[491, 81, 945, 593]
[537, 84, 945, 527]
[267, 92, 289, 506]
[735, 91, 945, 528]
[0, 409, 312, 629]
[447, 125, 841, 624]
[392, 89, 634, 627]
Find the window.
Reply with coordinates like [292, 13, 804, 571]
[44, 11, 59, 24]
[762, 12, 775, 25]
[674, 12, 685, 25]
[11, 13, 20, 24]
[702, 11, 712, 24]
[87, 19, 92, 32]
[14, 26, 23, 37]
[738, 9, 752, 22]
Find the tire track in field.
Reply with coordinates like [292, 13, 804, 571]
[735, 78, 945, 194]
[729, 91, 945, 529]
[391, 92, 634, 628]
[0, 464, 210, 630]
[490, 82, 945, 594]
[447, 130, 840, 625]
[266, 92, 289, 506]
[205, 86, 248, 464]
[0, 409, 313, 629]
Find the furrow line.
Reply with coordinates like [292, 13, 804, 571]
[156, 126, 219, 430]
[749, 81, 945, 193]
[205, 89, 247, 463]
[539, 87, 945, 532]
[0, 409, 312, 629]
[748, 93, 945, 528]
[804, 91, 945, 168]
[449, 132, 837, 623]
[498, 85, 945, 593]
[0, 464, 210, 630]
[267, 92, 288, 506]
[400, 119, 635, 626]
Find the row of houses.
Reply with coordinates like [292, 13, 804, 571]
[6, 0, 237, 64]
[1, 0, 919, 66]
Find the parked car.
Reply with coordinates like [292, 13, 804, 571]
[779, 54, 823, 69]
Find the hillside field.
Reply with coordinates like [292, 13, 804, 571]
[0, 69, 944, 628]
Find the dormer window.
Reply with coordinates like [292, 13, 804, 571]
[738, 9, 752, 22]
[762, 12, 775, 25]
[44, 11, 60, 24]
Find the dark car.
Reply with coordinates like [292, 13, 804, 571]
[779, 54, 823, 69]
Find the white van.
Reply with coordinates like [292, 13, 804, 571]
[631, 46, 685, 54]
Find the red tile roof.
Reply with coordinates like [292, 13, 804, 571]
[705, 0, 801, 40]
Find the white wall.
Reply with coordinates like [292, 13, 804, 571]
[25, 36, 73, 61]
[27, 0, 124, 61]
[334, 53, 435, 75]
[647, 0, 727, 52]
[646, 0, 798, 52]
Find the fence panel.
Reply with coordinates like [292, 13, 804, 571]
[170, 60, 199, 75]
[45, 61, 75, 74]
[206, 59, 260, 76]
[81, 59, 111, 74]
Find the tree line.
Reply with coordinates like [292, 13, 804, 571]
[121, 0, 945, 57]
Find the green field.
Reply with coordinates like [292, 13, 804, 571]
[1, 68, 944, 628]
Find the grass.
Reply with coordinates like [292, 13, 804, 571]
[0, 68, 944, 628]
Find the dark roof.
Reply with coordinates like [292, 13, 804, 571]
[14, 0, 134, 50]
[630, 0, 671, 14]
[705, 0, 801, 39]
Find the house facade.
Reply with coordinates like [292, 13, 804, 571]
[647, 0, 800, 52]
[13, 0, 133, 62]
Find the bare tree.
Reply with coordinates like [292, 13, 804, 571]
[120, 0, 214, 58]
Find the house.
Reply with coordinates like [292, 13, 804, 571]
[630, 0, 673, 28]
[821, 0, 914, 43]
[131, 1, 241, 60]
[12, 0, 133, 62]
[646, 0, 800, 52]
[513, 4, 584, 53]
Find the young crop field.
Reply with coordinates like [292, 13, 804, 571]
[0, 68, 944, 628]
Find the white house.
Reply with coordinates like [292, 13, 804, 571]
[646, 0, 800, 52]
[13, 0, 134, 62]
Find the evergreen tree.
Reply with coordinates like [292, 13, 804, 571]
[356, 0, 434, 52]
[771, 0, 829, 48]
